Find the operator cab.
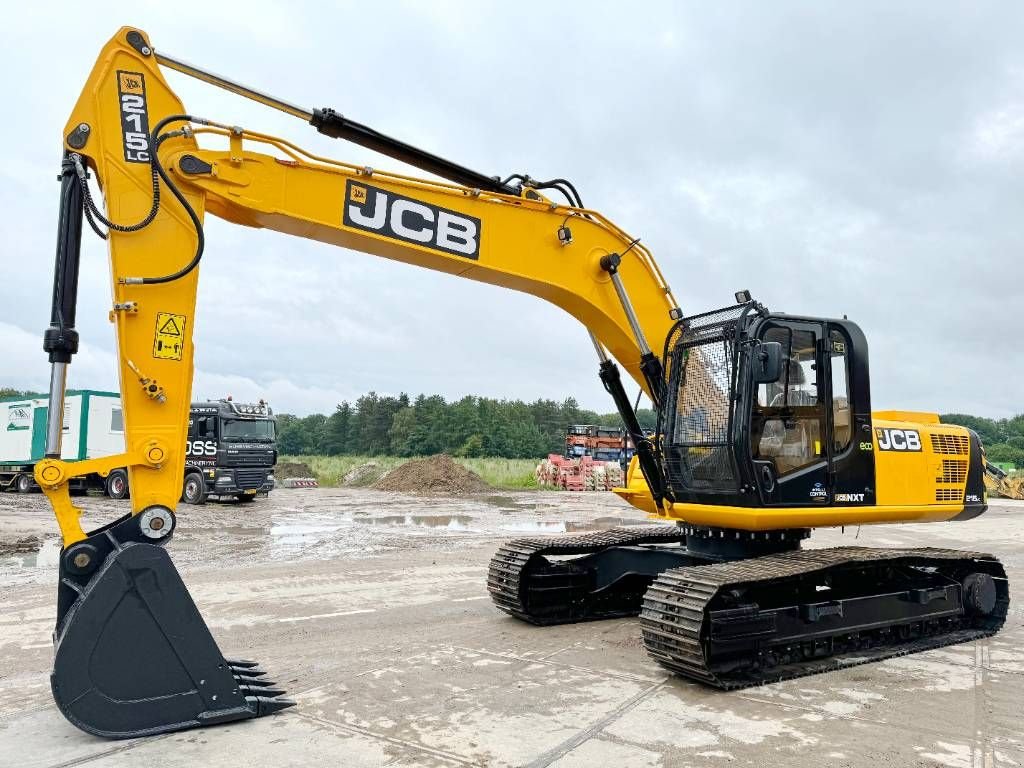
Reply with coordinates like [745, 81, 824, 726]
[659, 299, 874, 508]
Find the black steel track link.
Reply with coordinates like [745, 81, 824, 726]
[640, 546, 1009, 689]
[487, 526, 686, 625]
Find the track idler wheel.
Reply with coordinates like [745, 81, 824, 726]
[50, 508, 294, 738]
[962, 572, 998, 616]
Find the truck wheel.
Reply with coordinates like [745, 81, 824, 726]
[235, 493, 256, 503]
[105, 469, 130, 500]
[16, 473, 33, 494]
[181, 472, 208, 505]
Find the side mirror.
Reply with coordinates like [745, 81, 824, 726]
[203, 416, 217, 436]
[752, 341, 784, 384]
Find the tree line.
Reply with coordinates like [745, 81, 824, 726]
[3, 386, 1021, 466]
[940, 413, 1024, 469]
[276, 392, 657, 459]
[279, 399, 1024, 464]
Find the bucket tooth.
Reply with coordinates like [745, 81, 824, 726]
[234, 677, 277, 688]
[246, 696, 297, 717]
[225, 658, 260, 668]
[231, 665, 267, 677]
[238, 685, 287, 697]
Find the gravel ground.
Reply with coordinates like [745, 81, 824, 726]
[1, 488, 1022, 767]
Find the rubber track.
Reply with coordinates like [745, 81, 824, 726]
[641, 546, 1009, 689]
[487, 526, 686, 624]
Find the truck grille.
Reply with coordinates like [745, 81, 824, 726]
[236, 468, 267, 490]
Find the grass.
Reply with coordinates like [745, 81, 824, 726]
[280, 454, 539, 490]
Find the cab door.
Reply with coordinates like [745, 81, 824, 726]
[749, 319, 831, 506]
[822, 322, 875, 506]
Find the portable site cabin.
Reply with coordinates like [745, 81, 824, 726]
[0, 390, 124, 469]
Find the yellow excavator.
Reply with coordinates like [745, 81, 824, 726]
[36, 28, 1007, 738]
[986, 462, 1024, 500]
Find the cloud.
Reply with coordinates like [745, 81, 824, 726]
[1, 3, 1021, 418]
[0, 322, 352, 414]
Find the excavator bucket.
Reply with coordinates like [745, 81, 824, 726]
[50, 511, 293, 738]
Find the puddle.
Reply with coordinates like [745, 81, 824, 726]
[269, 513, 480, 552]
[264, 509, 659, 554]
[592, 516, 650, 527]
[269, 513, 349, 548]
[498, 517, 651, 534]
[2, 537, 61, 568]
[479, 495, 523, 512]
[270, 522, 348, 544]
[353, 514, 475, 530]
[499, 521, 579, 533]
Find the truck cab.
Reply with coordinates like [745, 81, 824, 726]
[184, 399, 277, 503]
[100, 397, 278, 504]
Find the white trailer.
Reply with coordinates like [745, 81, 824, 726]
[0, 390, 124, 494]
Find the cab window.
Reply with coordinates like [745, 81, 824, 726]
[830, 330, 851, 453]
[751, 326, 824, 475]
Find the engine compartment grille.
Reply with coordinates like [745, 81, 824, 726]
[930, 433, 969, 455]
[937, 459, 968, 484]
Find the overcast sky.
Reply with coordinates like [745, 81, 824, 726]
[1, 3, 1021, 417]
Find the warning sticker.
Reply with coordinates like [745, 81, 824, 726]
[153, 312, 186, 360]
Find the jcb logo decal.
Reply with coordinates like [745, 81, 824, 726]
[117, 70, 150, 163]
[875, 428, 922, 452]
[118, 72, 144, 94]
[343, 180, 481, 259]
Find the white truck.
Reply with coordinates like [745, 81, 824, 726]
[0, 390, 125, 494]
[1, 391, 277, 502]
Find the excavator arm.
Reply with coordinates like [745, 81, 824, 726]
[37, 27, 679, 738]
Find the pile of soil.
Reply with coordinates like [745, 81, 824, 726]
[342, 462, 388, 487]
[372, 455, 491, 495]
[275, 461, 316, 480]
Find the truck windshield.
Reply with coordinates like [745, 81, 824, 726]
[222, 418, 276, 441]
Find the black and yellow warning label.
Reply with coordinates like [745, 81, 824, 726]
[153, 312, 186, 361]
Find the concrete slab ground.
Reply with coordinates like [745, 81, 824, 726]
[1, 488, 1022, 767]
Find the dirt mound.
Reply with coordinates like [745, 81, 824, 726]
[372, 455, 491, 495]
[342, 462, 388, 487]
[275, 461, 316, 480]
